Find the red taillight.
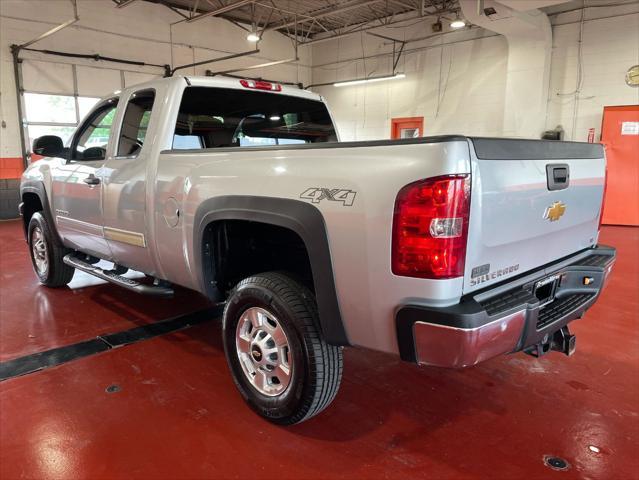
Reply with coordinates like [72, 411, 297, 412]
[392, 175, 471, 279]
[240, 79, 282, 91]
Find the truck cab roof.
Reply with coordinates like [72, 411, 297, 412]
[109, 75, 323, 103]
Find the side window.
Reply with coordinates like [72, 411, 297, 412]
[72, 99, 118, 161]
[173, 134, 203, 149]
[117, 89, 156, 157]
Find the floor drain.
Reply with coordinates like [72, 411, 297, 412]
[543, 455, 570, 471]
[105, 384, 121, 394]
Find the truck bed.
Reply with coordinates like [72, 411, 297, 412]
[157, 135, 605, 354]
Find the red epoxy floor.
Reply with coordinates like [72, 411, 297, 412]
[0, 220, 210, 362]
[1, 220, 638, 479]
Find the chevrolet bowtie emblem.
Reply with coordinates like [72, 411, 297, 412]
[544, 201, 566, 222]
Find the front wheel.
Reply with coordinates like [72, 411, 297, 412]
[28, 212, 75, 287]
[222, 272, 343, 425]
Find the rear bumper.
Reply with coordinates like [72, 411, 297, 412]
[396, 245, 616, 368]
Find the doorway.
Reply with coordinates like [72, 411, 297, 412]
[600, 105, 639, 226]
[391, 117, 423, 139]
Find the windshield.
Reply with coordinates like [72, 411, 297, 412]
[173, 86, 337, 149]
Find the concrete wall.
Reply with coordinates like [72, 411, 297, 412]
[311, 3, 639, 141]
[0, 0, 311, 164]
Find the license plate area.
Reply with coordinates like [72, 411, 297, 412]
[534, 274, 560, 308]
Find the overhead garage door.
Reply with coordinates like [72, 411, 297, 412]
[20, 58, 159, 157]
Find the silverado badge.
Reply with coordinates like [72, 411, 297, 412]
[544, 201, 566, 222]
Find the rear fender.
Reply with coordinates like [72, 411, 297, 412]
[193, 196, 348, 346]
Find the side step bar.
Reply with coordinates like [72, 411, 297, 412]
[63, 254, 174, 297]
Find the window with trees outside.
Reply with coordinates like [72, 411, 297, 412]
[24, 93, 101, 154]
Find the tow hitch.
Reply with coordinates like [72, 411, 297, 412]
[524, 326, 576, 358]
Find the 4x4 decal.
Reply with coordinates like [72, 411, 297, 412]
[300, 188, 357, 206]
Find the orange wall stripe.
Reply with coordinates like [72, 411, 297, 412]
[0, 157, 25, 180]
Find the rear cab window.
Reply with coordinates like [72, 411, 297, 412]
[117, 89, 156, 158]
[172, 87, 337, 150]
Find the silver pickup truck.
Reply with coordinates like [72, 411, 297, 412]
[20, 75, 615, 424]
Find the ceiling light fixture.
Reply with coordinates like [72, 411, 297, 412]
[247, 31, 260, 42]
[450, 13, 466, 29]
[333, 73, 406, 87]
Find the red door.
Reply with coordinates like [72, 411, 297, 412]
[391, 117, 423, 140]
[600, 105, 639, 226]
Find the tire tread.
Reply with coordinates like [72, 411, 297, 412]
[225, 271, 343, 424]
[28, 212, 75, 287]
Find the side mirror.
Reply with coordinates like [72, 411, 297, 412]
[33, 136, 64, 157]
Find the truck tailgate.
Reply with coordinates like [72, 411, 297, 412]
[463, 138, 606, 294]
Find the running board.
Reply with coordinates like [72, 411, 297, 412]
[63, 254, 174, 297]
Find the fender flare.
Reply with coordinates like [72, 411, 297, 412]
[20, 180, 64, 245]
[194, 196, 349, 346]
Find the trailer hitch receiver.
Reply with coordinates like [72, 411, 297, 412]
[524, 326, 576, 358]
[551, 326, 576, 356]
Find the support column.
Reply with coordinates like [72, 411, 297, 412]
[460, 0, 554, 138]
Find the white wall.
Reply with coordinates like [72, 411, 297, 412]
[1, 0, 637, 158]
[311, 24, 508, 140]
[0, 0, 311, 159]
[310, 3, 639, 141]
[547, 6, 639, 141]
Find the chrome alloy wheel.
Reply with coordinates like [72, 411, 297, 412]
[235, 307, 292, 397]
[31, 226, 48, 275]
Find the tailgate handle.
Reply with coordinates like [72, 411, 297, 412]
[546, 164, 570, 191]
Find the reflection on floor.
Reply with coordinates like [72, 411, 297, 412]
[1, 220, 637, 480]
[67, 260, 145, 290]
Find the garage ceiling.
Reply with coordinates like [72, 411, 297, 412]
[112, 0, 636, 44]
[131, 0, 460, 40]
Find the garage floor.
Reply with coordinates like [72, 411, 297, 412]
[0, 219, 637, 479]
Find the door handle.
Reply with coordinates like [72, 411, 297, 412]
[83, 174, 100, 186]
[546, 164, 569, 191]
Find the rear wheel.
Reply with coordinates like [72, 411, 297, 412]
[28, 212, 75, 287]
[222, 272, 343, 425]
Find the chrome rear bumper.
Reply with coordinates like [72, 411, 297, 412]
[413, 310, 526, 368]
[396, 245, 616, 368]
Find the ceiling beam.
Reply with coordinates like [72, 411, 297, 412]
[252, 1, 317, 23]
[263, 0, 391, 33]
[301, 0, 455, 42]
[114, 0, 139, 7]
[186, 0, 254, 23]
[388, 0, 418, 10]
[297, 6, 455, 46]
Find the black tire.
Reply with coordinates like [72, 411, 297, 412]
[222, 272, 343, 425]
[27, 212, 75, 287]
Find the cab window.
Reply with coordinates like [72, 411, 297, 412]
[172, 86, 337, 150]
[71, 98, 118, 161]
[117, 89, 156, 157]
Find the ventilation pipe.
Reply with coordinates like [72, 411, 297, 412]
[459, 0, 568, 138]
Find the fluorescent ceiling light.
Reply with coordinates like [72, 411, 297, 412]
[334, 73, 406, 87]
[269, 115, 281, 121]
[247, 32, 260, 42]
